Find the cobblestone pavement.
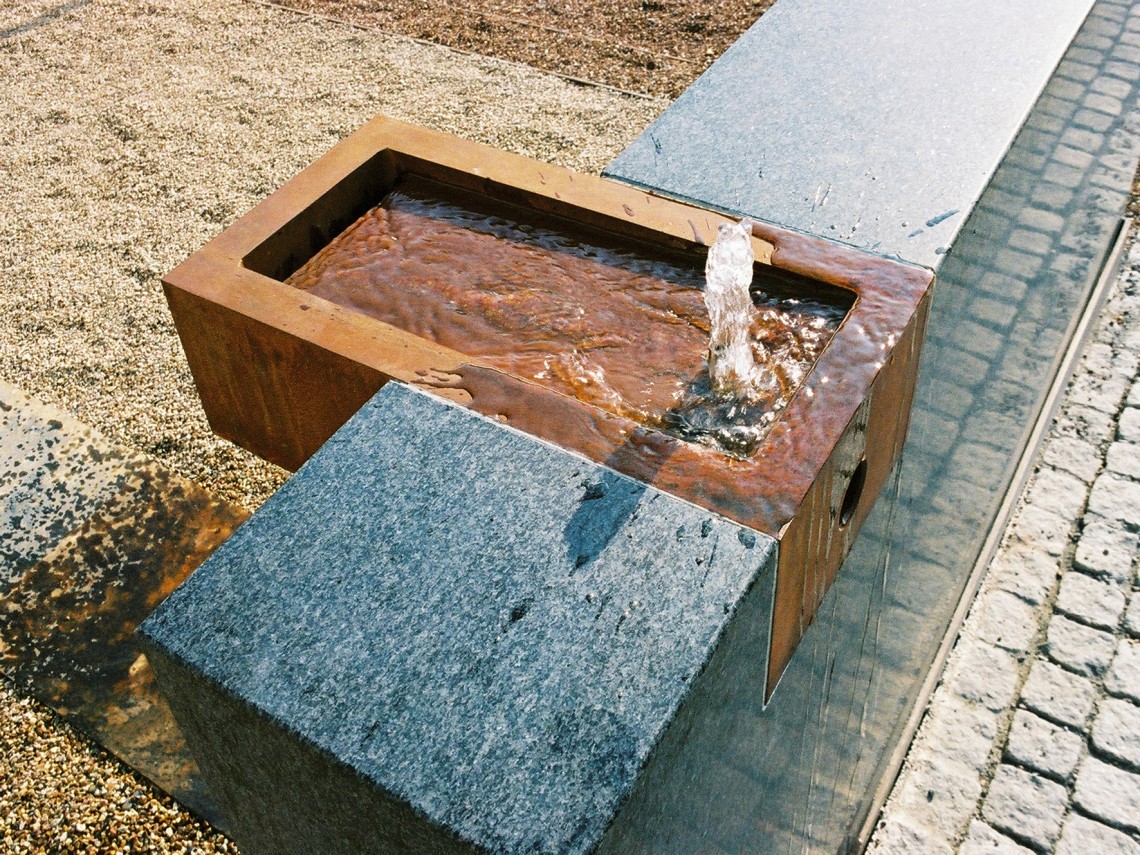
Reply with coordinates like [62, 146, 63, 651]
[868, 241, 1140, 854]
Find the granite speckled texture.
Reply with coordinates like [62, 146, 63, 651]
[1, 379, 129, 584]
[605, 0, 1095, 268]
[139, 382, 778, 855]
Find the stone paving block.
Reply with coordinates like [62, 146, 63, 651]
[1046, 614, 1117, 677]
[1055, 571, 1128, 629]
[1075, 517, 1138, 585]
[1043, 435, 1106, 485]
[1021, 659, 1098, 730]
[1088, 472, 1140, 528]
[1106, 638, 1140, 702]
[1068, 369, 1134, 415]
[959, 819, 1035, 855]
[1076, 341, 1117, 380]
[1073, 756, 1140, 834]
[964, 588, 1041, 655]
[1109, 352, 1137, 388]
[1025, 467, 1090, 521]
[888, 750, 982, 843]
[1008, 506, 1074, 558]
[944, 639, 1022, 713]
[1119, 407, 1140, 441]
[1056, 814, 1140, 855]
[989, 545, 1062, 607]
[1091, 697, 1140, 768]
[867, 817, 953, 855]
[982, 764, 1068, 850]
[1107, 441, 1140, 480]
[1056, 403, 1118, 446]
[1006, 708, 1085, 781]
[1127, 383, 1140, 407]
[918, 691, 1000, 772]
[1125, 598, 1140, 638]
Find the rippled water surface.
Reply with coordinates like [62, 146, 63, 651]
[286, 176, 849, 456]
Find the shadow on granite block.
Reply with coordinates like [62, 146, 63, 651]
[139, 382, 780, 855]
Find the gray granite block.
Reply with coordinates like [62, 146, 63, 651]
[605, 0, 1094, 269]
[139, 382, 778, 855]
[0, 379, 130, 587]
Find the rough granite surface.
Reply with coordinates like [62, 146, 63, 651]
[139, 382, 777, 855]
[605, 0, 1095, 268]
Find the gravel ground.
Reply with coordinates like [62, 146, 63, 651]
[0, 0, 662, 849]
[274, 0, 776, 97]
[0, 0, 664, 513]
[0, 683, 236, 854]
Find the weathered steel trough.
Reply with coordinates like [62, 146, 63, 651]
[162, 116, 932, 690]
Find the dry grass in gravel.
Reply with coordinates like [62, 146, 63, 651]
[275, 0, 776, 97]
[0, 0, 663, 849]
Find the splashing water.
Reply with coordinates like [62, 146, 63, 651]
[661, 218, 786, 457]
[704, 218, 765, 397]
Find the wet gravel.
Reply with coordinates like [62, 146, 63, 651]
[0, 0, 664, 849]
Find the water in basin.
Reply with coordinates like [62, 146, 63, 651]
[285, 176, 849, 456]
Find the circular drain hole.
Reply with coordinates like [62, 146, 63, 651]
[840, 458, 867, 527]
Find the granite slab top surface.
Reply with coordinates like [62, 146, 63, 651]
[606, 0, 1095, 268]
[140, 382, 777, 854]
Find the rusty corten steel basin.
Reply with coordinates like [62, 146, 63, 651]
[163, 116, 933, 691]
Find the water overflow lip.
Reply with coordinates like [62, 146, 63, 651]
[282, 174, 853, 458]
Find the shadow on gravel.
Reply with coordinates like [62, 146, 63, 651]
[1, 0, 90, 40]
